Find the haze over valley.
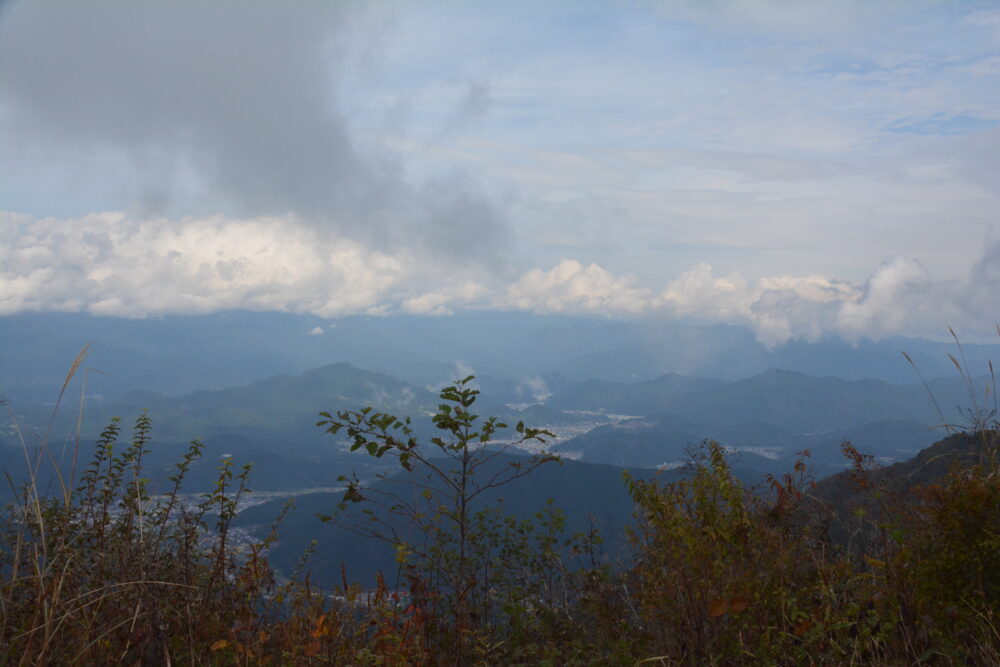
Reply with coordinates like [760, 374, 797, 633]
[2, 2, 1000, 661]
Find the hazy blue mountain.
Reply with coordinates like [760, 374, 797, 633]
[0, 310, 641, 402]
[549, 323, 758, 382]
[554, 412, 793, 469]
[554, 413, 708, 468]
[10, 362, 438, 452]
[555, 412, 942, 477]
[545, 374, 726, 415]
[3, 361, 586, 495]
[7, 359, 978, 495]
[5, 311, 998, 408]
[548, 369, 973, 473]
[550, 331, 1000, 384]
[1, 310, 331, 402]
[507, 402, 591, 425]
[546, 368, 978, 425]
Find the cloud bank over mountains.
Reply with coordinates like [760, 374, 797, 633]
[4, 210, 996, 345]
[2, 1, 999, 345]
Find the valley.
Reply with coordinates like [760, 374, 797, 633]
[3, 312, 994, 587]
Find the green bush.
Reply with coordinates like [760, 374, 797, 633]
[0, 414, 412, 665]
[3, 359, 998, 665]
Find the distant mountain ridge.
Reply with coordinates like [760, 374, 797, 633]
[545, 367, 977, 428]
[5, 311, 999, 405]
[34, 362, 438, 448]
[7, 360, 983, 485]
[549, 368, 978, 474]
[548, 333, 1000, 384]
[555, 412, 939, 475]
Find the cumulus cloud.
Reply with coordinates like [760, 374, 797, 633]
[492, 242, 998, 345]
[661, 264, 752, 321]
[307, 326, 325, 335]
[3, 209, 998, 345]
[658, 264, 864, 345]
[835, 256, 934, 340]
[519, 376, 552, 403]
[3, 0, 997, 306]
[0, 211, 410, 317]
[494, 259, 874, 345]
[402, 281, 486, 316]
[653, 258, 951, 346]
[499, 260, 653, 316]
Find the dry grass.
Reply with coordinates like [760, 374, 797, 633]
[1, 343, 998, 665]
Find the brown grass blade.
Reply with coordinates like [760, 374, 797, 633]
[948, 353, 962, 372]
[59, 342, 90, 405]
[44, 343, 92, 443]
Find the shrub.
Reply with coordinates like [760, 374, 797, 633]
[317, 375, 607, 663]
[893, 434, 1000, 661]
[5, 348, 999, 665]
[0, 413, 409, 665]
[625, 443, 874, 665]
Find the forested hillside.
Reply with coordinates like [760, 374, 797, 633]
[3, 368, 998, 664]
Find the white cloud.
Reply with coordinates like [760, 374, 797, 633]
[499, 260, 653, 316]
[3, 209, 999, 346]
[834, 256, 934, 340]
[2, 0, 998, 299]
[661, 263, 751, 320]
[656, 264, 876, 345]
[486, 242, 991, 346]
[0, 211, 410, 317]
[347, 0, 1000, 286]
[660, 264, 812, 345]
[402, 281, 486, 316]
[519, 375, 552, 403]
[307, 326, 325, 335]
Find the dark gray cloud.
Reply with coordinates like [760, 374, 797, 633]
[0, 0, 509, 264]
[413, 172, 509, 270]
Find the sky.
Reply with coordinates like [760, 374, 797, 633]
[2, 0, 999, 344]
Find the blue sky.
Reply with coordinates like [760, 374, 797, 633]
[2, 0, 999, 343]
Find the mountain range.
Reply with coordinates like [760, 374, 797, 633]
[3, 351, 988, 503]
[5, 311, 1000, 405]
[4, 311, 997, 593]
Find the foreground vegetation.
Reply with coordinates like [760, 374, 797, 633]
[2, 370, 999, 664]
